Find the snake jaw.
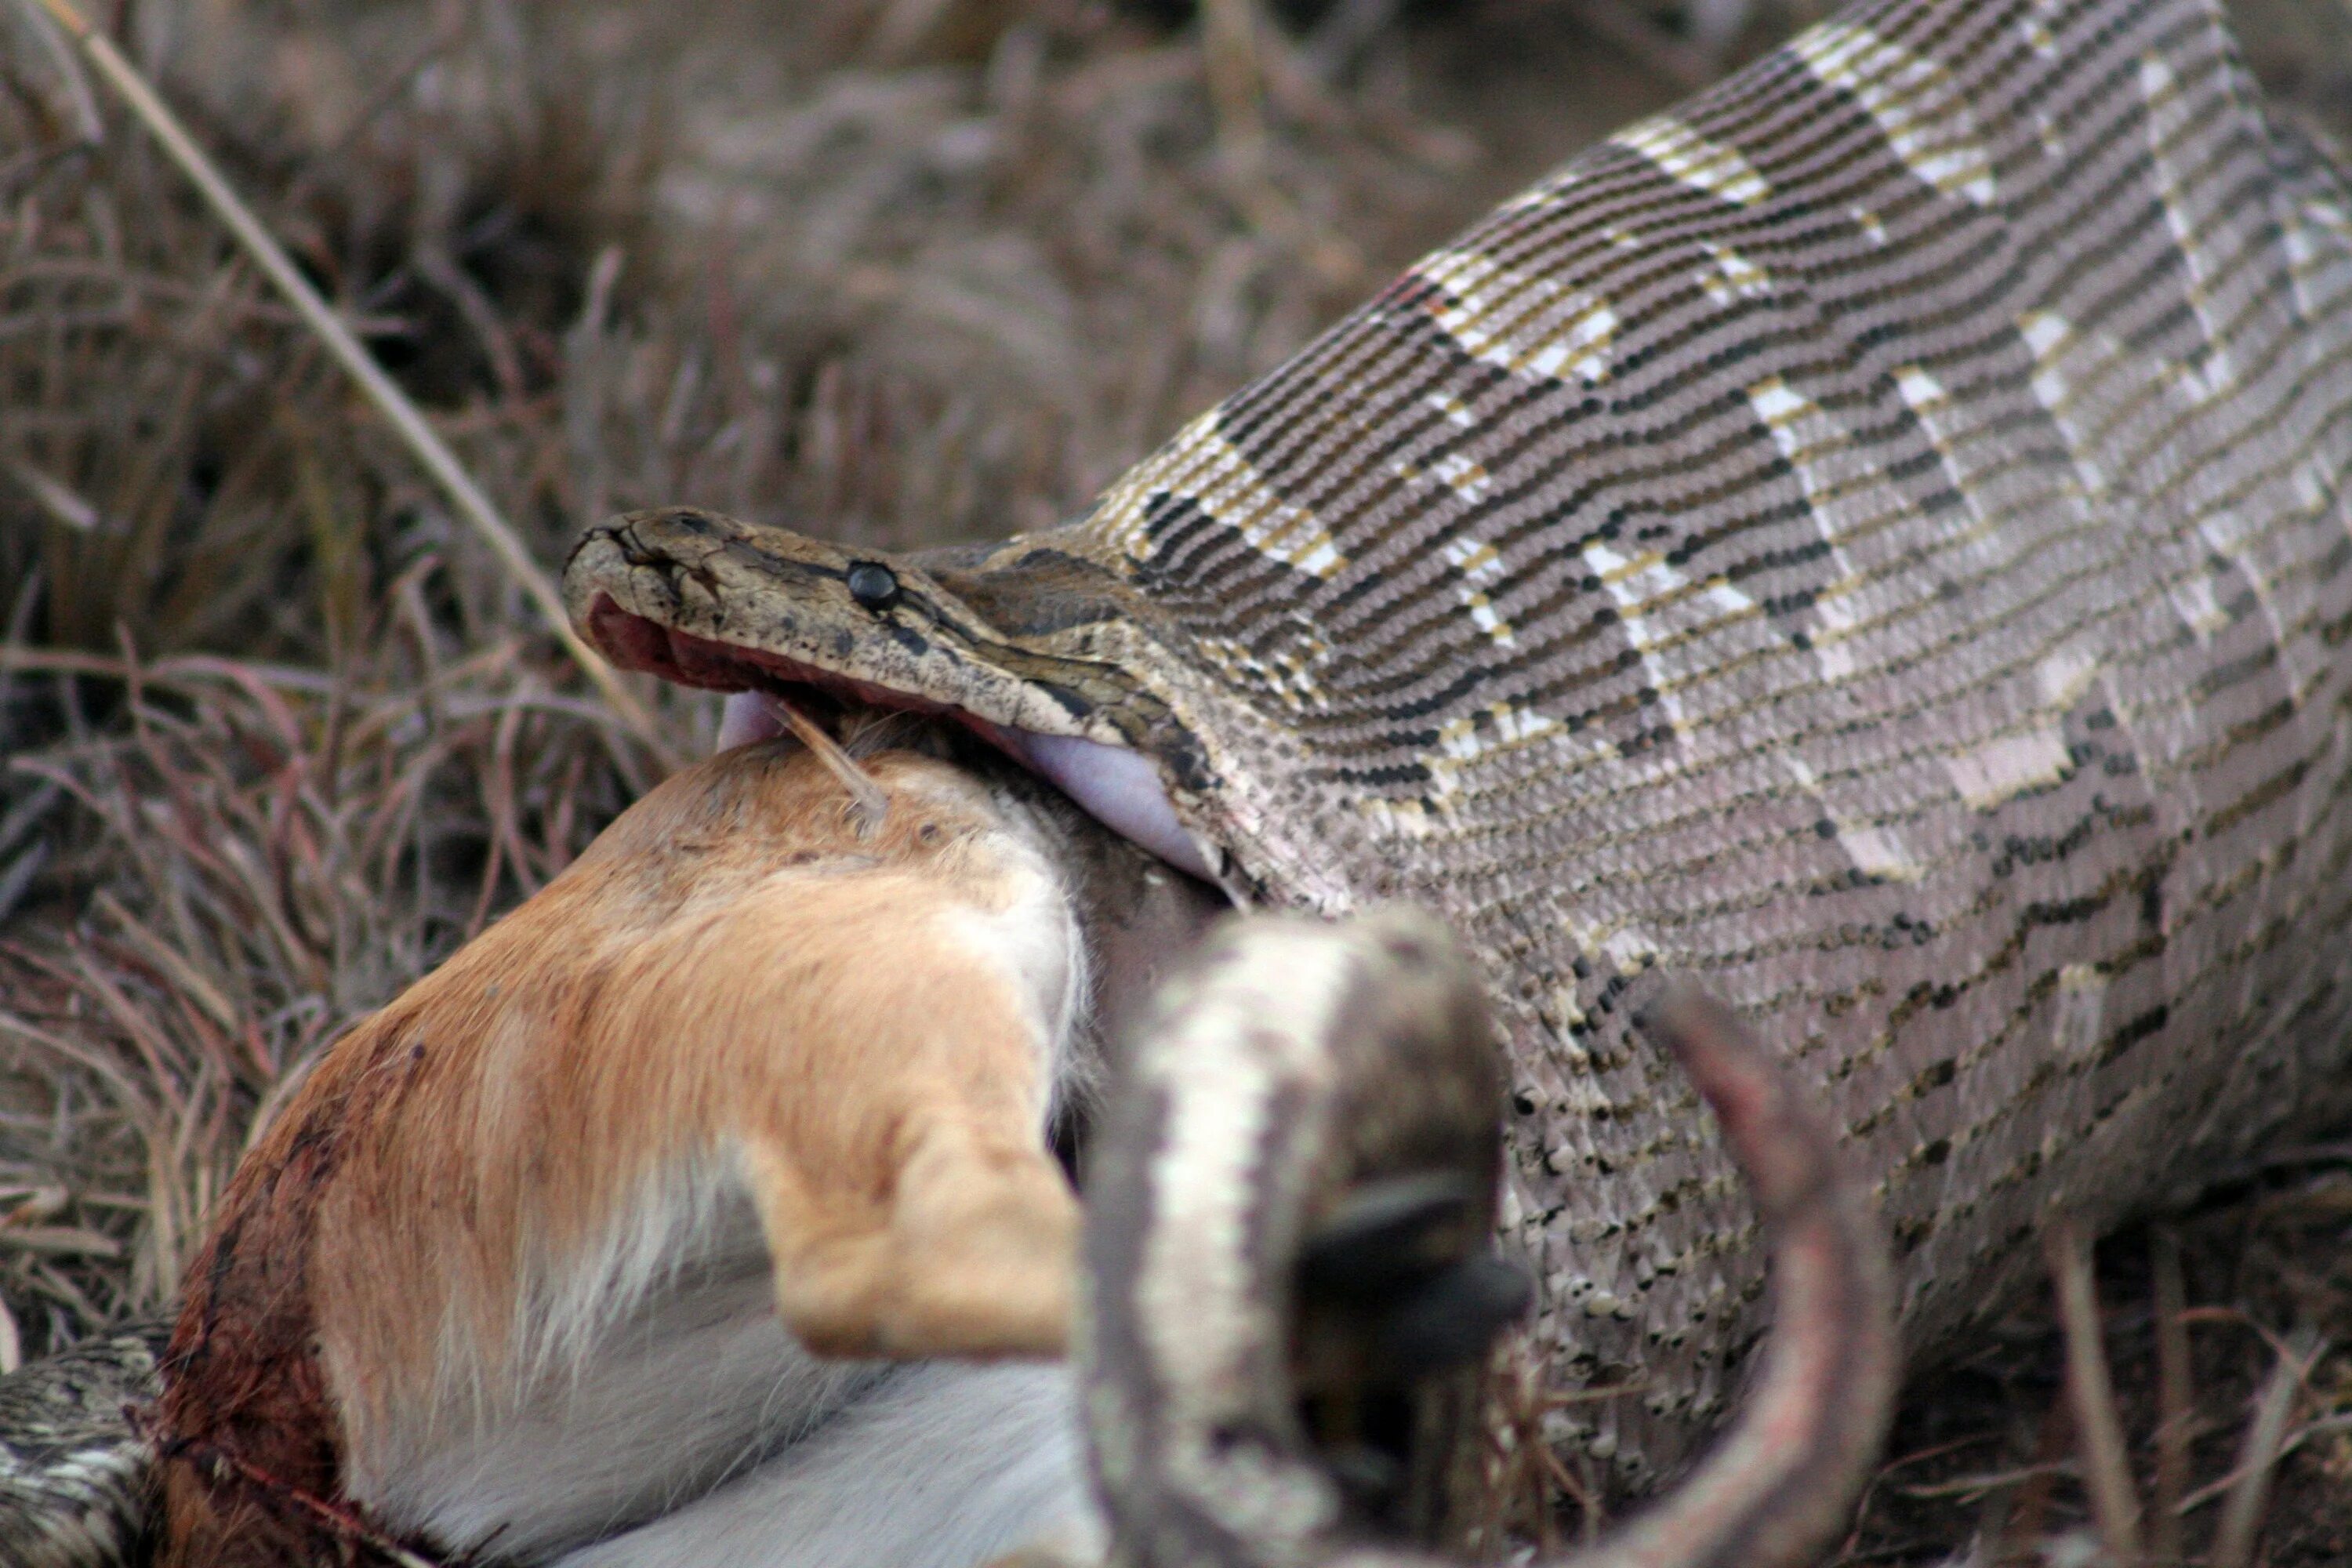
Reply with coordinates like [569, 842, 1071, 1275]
[709, 688, 1219, 880]
[568, 507, 1229, 887]
[567, 507, 1159, 739]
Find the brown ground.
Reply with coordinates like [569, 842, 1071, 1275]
[3, 0, 2350, 1562]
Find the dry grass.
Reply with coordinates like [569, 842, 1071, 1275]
[3, 0, 2351, 1561]
[1825, 1176, 2352, 1566]
[0, 637, 655, 1352]
[1465, 1171, 2352, 1565]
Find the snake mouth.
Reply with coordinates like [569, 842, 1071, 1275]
[586, 590, 1029, 745]
[584, 593, 1222, 884]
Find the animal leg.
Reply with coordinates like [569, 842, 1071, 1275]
[746, 1120, 1076, 1360]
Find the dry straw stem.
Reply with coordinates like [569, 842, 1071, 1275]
[18, 0, 673, 768]
[2044, 1219, 2146, 1566]
[2209, 1329, 2325, 1568]
[2149, 1226, 2194, 1566]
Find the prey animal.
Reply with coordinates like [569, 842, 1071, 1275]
[152, 718, 1219, 1567]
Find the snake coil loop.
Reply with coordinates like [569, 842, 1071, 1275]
[1079, 910, 1896, 1568]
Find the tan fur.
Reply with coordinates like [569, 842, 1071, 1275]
[158, 734, 1200, 1565]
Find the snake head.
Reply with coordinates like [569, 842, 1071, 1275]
[566, 506, 1239, 883]
[567, 507, 1142, 738]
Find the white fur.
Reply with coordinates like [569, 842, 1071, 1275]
[352, 1183, 880, 1559]
[354, 1144, 1101, 1568]
[552, 1363, 1096, 1568]
[937, 793, 1090, 1127]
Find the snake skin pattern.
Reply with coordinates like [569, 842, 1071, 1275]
[568, 0, 2352, 1486]
[0, 1319, 171, 1568]
[1081, 911, 1516, 1566]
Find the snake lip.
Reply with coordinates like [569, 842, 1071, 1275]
[586, 590, 1028, 742]
[583, 592, 1222, 882]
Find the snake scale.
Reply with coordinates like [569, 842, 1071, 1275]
[567, 0, 2352, 1490]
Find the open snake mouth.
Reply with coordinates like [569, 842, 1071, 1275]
[585, 593, 1221, 884]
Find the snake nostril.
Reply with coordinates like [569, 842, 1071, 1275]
[845, 561, 901, 611]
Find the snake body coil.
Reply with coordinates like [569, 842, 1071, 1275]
[1079, 913, 1895, 1568]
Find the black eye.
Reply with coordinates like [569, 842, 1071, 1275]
[845, 561, 900, 611]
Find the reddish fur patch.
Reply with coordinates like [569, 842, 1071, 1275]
[158, 1019, 432, 1563]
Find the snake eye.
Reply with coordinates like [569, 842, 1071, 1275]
[845, 561, 900, 612]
